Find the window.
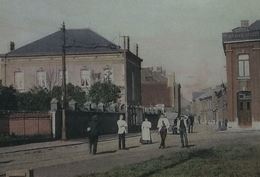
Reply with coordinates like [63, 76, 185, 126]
[103, 65, 113, 82]
[80, 69, 92, 88]
[238, 54, 250, 78]
[247, 102, 251, 110]
[36, 71, 47, 88]
[14, 71, 24, 90]
[59, 70, 68, 84]
[239, 102, 243, 110]
[132, 71, 135, 101]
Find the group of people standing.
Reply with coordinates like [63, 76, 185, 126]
[140, 113, 193, 149]
[87, 114, 128, 154]
[87, 113, 193, 155]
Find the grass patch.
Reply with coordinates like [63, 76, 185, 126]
[79, 143, 260, 177]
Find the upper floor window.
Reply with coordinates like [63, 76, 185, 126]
[36, 71, 47, 88]
[132, 71, 135, 101]
[59, 70, 68, 84]
[103, 65, 113, 83]
[14, 71, 24, 90]
[80, 69, 92, 88]
[238, 54, 250, 78]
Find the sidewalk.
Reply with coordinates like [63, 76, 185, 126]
[0, 132, 140, 155]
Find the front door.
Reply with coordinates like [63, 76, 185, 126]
[237, 91, 252, 127]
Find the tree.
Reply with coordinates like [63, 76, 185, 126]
[0, 86, 17, 110]
[88, 81, 121, 107]
[51, 83, 87, 108]
[17, 87, 51, 111]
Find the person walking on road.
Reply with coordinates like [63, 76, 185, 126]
[178, 116, 189, 148]
[190, 114, 194, 133]
[117, 114, 128, 150]
[157, 114, 170, 149]
[87, 114, 100, 155]
[141, 118, 152, 144]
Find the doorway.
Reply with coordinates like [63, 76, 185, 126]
[237, 91, 252, 127]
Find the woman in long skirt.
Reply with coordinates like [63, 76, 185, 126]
[141, 118, 152, 144]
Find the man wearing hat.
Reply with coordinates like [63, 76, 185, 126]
[87, 114, 100, 154]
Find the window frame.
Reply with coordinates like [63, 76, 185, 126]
[237, 54, 250, 79]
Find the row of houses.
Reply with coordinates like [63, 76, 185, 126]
[194, 19, 260, 131]
[191, 84, 227, 128]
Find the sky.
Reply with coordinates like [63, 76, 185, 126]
[1, 0, 260, 100]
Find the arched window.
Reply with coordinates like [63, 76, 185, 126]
[80, 69, 92, 88]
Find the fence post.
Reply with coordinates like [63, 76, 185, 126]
[23, 113, 26, 137]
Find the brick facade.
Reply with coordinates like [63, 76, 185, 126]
[141, 82, 172, 107]
[223, 20, 260, 129]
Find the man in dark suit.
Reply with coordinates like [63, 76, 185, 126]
[87, 114, 100, 155]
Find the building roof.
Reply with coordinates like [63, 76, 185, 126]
[222, 20, 260, 44]
[141, 67, 167, 83]
[249, 20, 260, 31]
[7, 29, 121, 57]
[192, 91, 204, 101]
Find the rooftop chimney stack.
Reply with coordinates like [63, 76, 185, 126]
[127, 36, 130, 50]
[10, 41, 15, 51]
[123, 37, 126, 50]
[241, 20, 249, 27]
[135, 43, 139, 57]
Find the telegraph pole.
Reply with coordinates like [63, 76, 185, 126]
[177, 84, 181, 117]
[61, 22, 67, 140]
[120, 35, 129, 130]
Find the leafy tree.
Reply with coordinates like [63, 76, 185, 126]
[51, 83, 87, 108]
[88, 81, 121, 107]
[17, 87, 51, 111]
[0, 86, 17, 110]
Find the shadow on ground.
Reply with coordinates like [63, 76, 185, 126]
[96, 150, 117, 155]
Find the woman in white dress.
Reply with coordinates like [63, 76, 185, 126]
[141, 118, 152, 144]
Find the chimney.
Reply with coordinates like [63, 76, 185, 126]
[135, 44, 139, 57]
[127, 36, 130, 50]
[123, 37, 126, 50]
[10, 41, 15, 51]
[241, 20, 249, 27]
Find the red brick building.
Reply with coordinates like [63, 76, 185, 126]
[222, 20, 260, 129]
[141, 67, 176, 108]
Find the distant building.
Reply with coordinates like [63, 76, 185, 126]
[222, 20, 260, 129]
[0, 28, 142, 127]
[141, 66, 177, 111]
[191, 85, 227, 127]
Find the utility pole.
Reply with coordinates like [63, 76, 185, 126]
[177, 84, 181, 117]
[120, 35, 129, 130]
[61, 22, 67, 140]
